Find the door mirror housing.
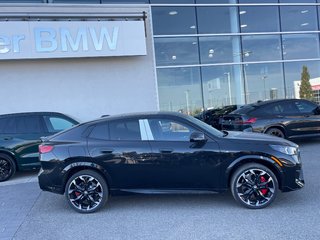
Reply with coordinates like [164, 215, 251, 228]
[190, 132, 206, 143]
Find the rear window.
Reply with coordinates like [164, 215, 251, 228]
[44, 116, 75, 133]
[109, 119, 141, 141]
[232, 105, 256, 115]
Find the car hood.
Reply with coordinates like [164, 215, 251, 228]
[224, 131, 298, 147]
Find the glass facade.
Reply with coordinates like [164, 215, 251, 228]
[1, 0, 320, 112]
[152, 1, 320, 114]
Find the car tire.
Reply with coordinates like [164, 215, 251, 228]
[0, 153, 16, 182]
[231, 163, 278, 209]
[265, 127, 285, 138]
[65, 169, 108, 213]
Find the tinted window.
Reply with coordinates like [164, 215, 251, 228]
[16, 116, 42, 134]
[254, 102, 298, 115]
[109, 120, 141, 141]
[148, 119, 195, 141]
[2, 117, 16, 134]
[44, 116, 75, 133]
[0, 118, 7, 133]
[89, 124, 109, 140]
[294, 100, 317, 114]
[232, 105, 256, 114]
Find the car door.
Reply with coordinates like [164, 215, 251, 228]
[9, 115, 45, 169]
[87, 118, 153, 189]
[287, 100, 320, 136]
[144, 117, 221, 190]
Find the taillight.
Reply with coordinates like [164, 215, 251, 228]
[243, 118, 257, 124]
[39, 145, 54, 154]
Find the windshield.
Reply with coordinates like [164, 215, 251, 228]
[186, 115, 224, 137]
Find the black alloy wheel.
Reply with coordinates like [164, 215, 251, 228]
[65, 170, 108, 213]
[0, 154, 16, 182]
[265, 128, 285, 138]
[231, 163, 278, 209]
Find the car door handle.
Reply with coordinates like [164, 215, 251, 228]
[101, 149, 114, 154]
[159, 148, 173, 154]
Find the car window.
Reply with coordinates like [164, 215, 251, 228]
[109, 119, 141, 141]
[2, 117, 16, 134]
[148, 119, 196, 141]
[44, 116, 75, 133]
[15, 116, 42, 134]
[0, 118, 7, 134]
[89, 123, 109, 140]
[294, 100, 317, 114]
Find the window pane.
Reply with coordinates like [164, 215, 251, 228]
[280, 0, 316, 3]
[44, 117, 75, 132]
[16, 116, 41, 134]
[243, 63, 285, 103]
[202, 65, 244, 108]
[284, 61, 320, 100]
[109, 120, 141, 141]
[89, 124, 109, 140]
[241, 35, 282, 62]
[2, 117, 16, 134]
[148, 119, 195, 142]
[280, 6, 318, 31]
[154, 37, 199, 66]
[294, 100, 317, 113]
[0, 118, 6, 133]
[282, 34, 320, 60]
[157, 67, 203, 115]
[151, 0, 194, 3]
[239, 0, 278, 2]
[199, 36, 241, 64]
[53, 0, 100, 3]
[152, 7, 196, 35]
[239, 6, 280, 33]
[102, 0, 148, 3]
[197, 7, 238, 34]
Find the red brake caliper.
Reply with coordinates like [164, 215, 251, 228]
[75, 192, 81, 197]
[260, 176, 268, 195]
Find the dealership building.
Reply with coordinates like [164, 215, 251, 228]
[1, 0, 320, 121]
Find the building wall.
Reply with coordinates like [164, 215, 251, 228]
[0, 5, 158, 121]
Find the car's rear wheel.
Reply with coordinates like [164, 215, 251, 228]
[65, 170, 108, 213]
[265, 127, 285, 138]
[231, 163, 278, 209]
[0, 154, 16, 182]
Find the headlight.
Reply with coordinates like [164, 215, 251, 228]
[270, 145, 298, 156]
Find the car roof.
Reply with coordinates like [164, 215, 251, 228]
[86, 111, 191, 125]
[0, 112, 71, 118]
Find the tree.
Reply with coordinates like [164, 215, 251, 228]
[299, 65, 313, 100]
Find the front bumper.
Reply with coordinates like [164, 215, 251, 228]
[281, 165, 305, 192]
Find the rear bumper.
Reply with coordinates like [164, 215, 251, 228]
[38, 168, 64, 195]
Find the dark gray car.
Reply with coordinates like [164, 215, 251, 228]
[221, 99, 320, 139]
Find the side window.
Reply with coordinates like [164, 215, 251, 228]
[148, 119, 195, 141]
[89, 123, 109, 140]
[16, 116, 42, 134]
[109, 119, 141, 141]
[2, 117, 16, 134]
[0, 118, 7, 134]
[44, 116, 75, 133]
[294, 100, 317, 114]
[278, 102, 299, 114]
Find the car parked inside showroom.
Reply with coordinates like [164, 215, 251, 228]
[221, 99, 320, 139]
[38, 112, 304, 213]
[0, 112, 79, 182]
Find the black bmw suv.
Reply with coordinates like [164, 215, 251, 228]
[38, 112, 304, 213]
[0, 112, 79, 182]
[221, 99, 320, 139]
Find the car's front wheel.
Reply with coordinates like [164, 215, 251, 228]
[231, 163, 278, 209]
[65, 170, 108, 213]
[0, 154, 16, 182]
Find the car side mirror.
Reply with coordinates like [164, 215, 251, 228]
[315, 106, 320, 115]
[190, 132, 206, 143]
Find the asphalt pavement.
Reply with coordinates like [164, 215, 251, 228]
[1, 139, 320, 240]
